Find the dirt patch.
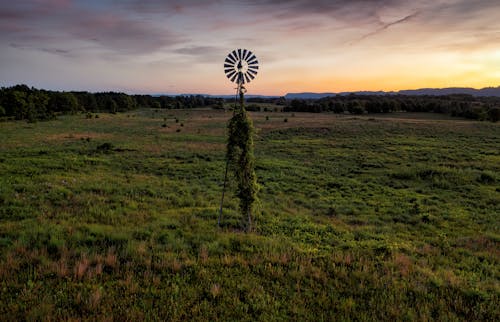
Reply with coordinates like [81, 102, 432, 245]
[182, 141, 225, 152]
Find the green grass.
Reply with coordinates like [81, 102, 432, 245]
[0, 109, 499, 320]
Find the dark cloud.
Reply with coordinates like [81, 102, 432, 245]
[10, 42, 77, 58]
[0, 0, 183, 56]
[68, 13, 182, 54]
[115, 0, 222, 15]
[245, 0, 401, 23]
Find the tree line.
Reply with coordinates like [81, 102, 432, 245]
[2, 84, 499, 122]
[0, 84, 224, 122]
[284, 94, 500, 122]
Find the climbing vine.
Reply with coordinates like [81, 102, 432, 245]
[226, 104, 258, 231]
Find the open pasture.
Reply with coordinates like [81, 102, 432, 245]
[0, 109, 498, 320]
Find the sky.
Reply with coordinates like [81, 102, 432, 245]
[1, 0, 500, 95]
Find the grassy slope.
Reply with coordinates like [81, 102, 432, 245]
[0, 110, 498, 320]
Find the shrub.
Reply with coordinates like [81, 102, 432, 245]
[96, 142, 114, 152]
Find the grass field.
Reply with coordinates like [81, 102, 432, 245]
[0, 109, 499, 320]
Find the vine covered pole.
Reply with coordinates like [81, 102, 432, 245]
[219, 72, 258, 232]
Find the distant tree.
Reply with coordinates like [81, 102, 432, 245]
[365, 99, 382, 113]
[27, 90, 50, 121]
[74, 92, 98, 111]
[275, 97, 286, 105]
[347, 100, 365, 114]
[49, 92, 80, 114]
[106, 98, 118, 114]
[488, 107, 500, 122]
[246, 104, 260, 112]
[112, 93, 136, 112]
[8, 91, 28, 120]
[290, 99, 306, 111]
[332, 101, 345, 113]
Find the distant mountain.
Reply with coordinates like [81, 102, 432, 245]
[399, 87, 500, 96]
[285, 86, 500, 99]
[285, 92, 335, 99]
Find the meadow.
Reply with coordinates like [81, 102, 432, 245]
[0, 109, 498, 320]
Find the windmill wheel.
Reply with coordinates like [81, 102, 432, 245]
[224, 49, 258, 84]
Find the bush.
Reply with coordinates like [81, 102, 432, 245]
[96, 142, 114, 152]
[246, 104, 260, 112]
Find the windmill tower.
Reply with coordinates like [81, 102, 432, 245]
[219, 49, 259, 231]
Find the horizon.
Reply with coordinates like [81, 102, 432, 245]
[1, 1, 500, 95]
[2, 83, 500, 97]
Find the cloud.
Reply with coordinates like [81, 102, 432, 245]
[173, 45, 225, 62]
[355, 11, 419, 43]
[10, 42, 77, 58]
[114, 0, 222, 15]
[174, 45, 221, 56]
[247, 0, 402, 22]
[68, 13, 182, 54]
[0, 0, 183, 56]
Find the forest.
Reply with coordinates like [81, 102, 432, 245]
[284, 94, 500, 122]
[0, 84, 224, 122]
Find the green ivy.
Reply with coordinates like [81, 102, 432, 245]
[226, 104, 259, 231]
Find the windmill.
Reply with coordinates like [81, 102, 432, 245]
[218, 49, 259, 231]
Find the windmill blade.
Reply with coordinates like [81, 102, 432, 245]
[225, 68, 235, 74]
[248, 60, 259, 66]
[230, 73, 238, 83]
[226, 70, 236, 79]
[225, 56, 235, 64]
[224, 63, 234, 69]
[244, 50, 252, 61]
[247, 55, 257, 63]
[242, 49, 248, 62]
[244, 73, 251, 83]
[247, 68, 258, 75]
[247, 72, 255, 80]
[230, 50, 238, 62]
[237, 49, 242, 60]
[248, 67, 259, 73]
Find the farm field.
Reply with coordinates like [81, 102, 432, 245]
[0, 109, 499, 320]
